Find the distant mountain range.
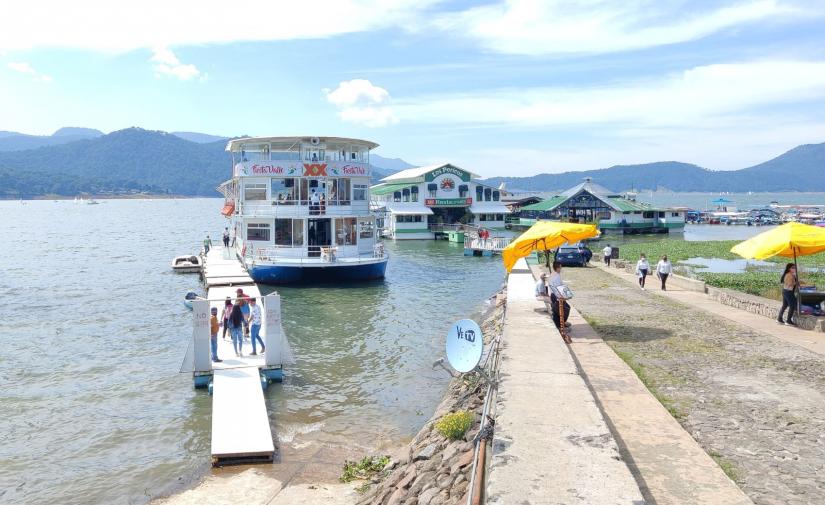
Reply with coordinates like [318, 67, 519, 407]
[0, 128, 414, 198]
[484, 143, 825, 193]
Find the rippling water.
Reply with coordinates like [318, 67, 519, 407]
[0, 198, 505, 505]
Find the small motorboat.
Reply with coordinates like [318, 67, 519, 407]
[171, 255, 202, 273]
[183, 291, 201, 310]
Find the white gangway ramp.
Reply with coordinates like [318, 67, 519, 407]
[211, 366, 274, 464]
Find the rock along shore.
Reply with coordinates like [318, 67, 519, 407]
[356, 290, 507, 505]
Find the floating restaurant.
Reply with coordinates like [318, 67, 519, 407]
[370, 163, 512, 240]
[518, 178, 686, 234]
[218, 136, 388, 283]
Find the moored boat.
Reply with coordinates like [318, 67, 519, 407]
[171, 255, 202, 273]
[218, 136, 388, 284]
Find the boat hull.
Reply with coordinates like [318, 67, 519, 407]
[249, 258, 388, 284]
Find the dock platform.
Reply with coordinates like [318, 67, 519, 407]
[203, 246, 254, 287]
[463, 236, 511, 256]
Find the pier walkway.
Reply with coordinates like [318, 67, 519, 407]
[203, 245, 254, 287]
[486, 258, 644, 504]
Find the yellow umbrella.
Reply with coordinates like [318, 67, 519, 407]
[730, 222, 825, 260]
[502, 221, 600, 272]
[731, 222, 825, 317]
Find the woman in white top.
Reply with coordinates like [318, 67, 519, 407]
[549, 261, 571, 330]
[635, 254, 650, 289]
[602, 244, 612, 266]
[656, 255, 673, 291]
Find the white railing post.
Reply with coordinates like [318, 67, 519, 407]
[263, 294, 282, 366]
[192, 299, 212, 372]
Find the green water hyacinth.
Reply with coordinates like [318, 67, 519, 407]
[435, 411, 474, 441]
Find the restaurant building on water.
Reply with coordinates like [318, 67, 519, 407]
[370, 163, 512, 240]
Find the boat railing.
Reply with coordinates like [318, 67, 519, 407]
[248, 243, 387, 264]
[463, 235, 511, 251]
[237, 202, 370, 218]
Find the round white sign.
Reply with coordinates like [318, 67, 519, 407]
[446, 319, 483, 373]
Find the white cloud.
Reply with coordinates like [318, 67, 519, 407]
[0, 0, 437, 53]
[325, 79, 399, 127]
[433, 0, 816, 55]
[7, 61, 52, 82]
[150, 48, 202, 81]
[391, 61, 825, 129]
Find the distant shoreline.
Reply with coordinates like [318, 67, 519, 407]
[3, 194, 220, 201]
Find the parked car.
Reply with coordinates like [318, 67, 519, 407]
[554, 243, 592, 267]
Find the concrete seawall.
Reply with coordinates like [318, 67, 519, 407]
[486, 259, 645, 504]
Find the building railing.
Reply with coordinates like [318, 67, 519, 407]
[464, 236, 511, 251]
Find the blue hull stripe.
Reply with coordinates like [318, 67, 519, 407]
[250, 260, 388, 284]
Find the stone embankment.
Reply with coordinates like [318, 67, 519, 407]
[356, 292, 506, 505]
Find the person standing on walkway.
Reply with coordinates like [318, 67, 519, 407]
[602, 244, 612, 266]
[210, 307, 222, 363]
[636, 254, 650, 289]
[222, 227, 230, 247]
[220, 298, 233, 340]
[229, 303, 245, 357]
[778, 263, 799, 326]
[248, 298, 265, 355]
[549, 261, 571, 330]
[203, 235, 212, 254]
[236, 288, 251, 337]
[656, 255, 673, 291]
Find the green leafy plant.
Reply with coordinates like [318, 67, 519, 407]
[435, 410, 474, 440]
[340, 455, 390, 483]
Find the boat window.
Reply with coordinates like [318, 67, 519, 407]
[335, 217, 357, 246]
[428, 183, 437, 198]
[359, 219, 374, 239]
[459, 185, 468, 198]
[410, 186, 418, 202]
[293, 219, 304, 246]
[271, 178, 296, 204]
[493, 191, 500, 201]
[484, 188, 492, 201]
[353, 184, 368, 201]
[274, 219, 295, 246]
[337, 179, 351, 205]
[247, 223, 270, 241]
[244, 183, 267, 201]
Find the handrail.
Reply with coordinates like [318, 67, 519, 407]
[464, 236, 511, 251]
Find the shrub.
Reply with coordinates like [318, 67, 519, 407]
[340, 455, 390, 483]
[435, 411, 474, 440]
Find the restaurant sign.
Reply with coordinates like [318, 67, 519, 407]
[234, 161, 370, 178]
[424, 165, 471, 182]
[425, 198, 472, 206]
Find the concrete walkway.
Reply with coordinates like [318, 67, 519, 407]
[595, 262, 825, 357]
[486, 259, 645, 504]
[559, 286, 754, 505]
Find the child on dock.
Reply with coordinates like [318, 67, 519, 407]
[210, 308, 222, 363]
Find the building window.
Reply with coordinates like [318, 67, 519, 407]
[393, 192, 401, 203]
[459, 185, 469, 198]
[633, 211, 642, 215]
[476, 187, 483, 201]
[671, 212, 680, 217]
[245, 183, 267, 201]
[496, 213, 504, 221]
[643, 211, 654, 218]
[247, 223, 270, 241]
[353, 184, 367, 201]
[402, 188, 410, 202]
[411, 186, 419, 202]
[484, 188, 492, 201]
[493, 191, 500, 201]
[336, 217, 357, 245]
[427, 183, 437, 198]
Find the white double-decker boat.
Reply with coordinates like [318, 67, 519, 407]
[218, 136, 388, 284]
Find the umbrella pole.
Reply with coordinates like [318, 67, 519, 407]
[794, 248, 801, 323]
[545, 249, 549, 268]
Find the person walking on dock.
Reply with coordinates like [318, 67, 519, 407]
[229, 303, 245, 357]
[778, 263, 799, 326]
[222, 227, 230, 248]
[602, 244, 612, 266]
[203, 235, 212, 254]
[656, 255, 673, 291]
[248, 298, 265, 355]
[236, 288, 251, 337]
[636, 254, 650, 289]
[210, 307, 222, 363]
[221, 298, 233, 340]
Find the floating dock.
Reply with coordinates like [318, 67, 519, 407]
[463, 236, 511, 256]
[183, 245, 291, 466]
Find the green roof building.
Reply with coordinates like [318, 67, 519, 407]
[519, 178, 685, 234]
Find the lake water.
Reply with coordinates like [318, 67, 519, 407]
[0, 199, 505, 505]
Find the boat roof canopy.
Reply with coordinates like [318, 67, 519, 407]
[225, 136, 379, 152]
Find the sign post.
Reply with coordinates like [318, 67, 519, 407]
[263, 294, 282, 366]
[192, 299, 212, 372]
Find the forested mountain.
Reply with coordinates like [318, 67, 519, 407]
[484, 143, 825, 193]
[0, 128, 406, 197]
[0, 127, 103, 151]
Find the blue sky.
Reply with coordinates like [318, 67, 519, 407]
[2, 0, 825, 177]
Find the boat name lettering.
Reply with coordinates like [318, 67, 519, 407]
[251, 164, 284, 175]
[425, 198, 472, 206]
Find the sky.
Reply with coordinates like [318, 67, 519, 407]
[2, 0, 825, 177]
